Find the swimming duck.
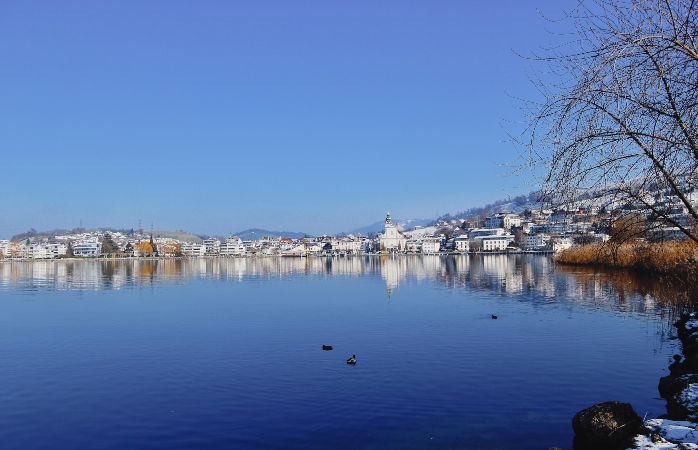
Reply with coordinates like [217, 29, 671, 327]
[491, 315, 498, 319]
[347, 355, 356, 365]
[322, 345, 333, 351]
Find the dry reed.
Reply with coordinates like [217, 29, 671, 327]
[555, 240, 698, 277]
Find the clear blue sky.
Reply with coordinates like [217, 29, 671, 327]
[0, 1, 576, 238]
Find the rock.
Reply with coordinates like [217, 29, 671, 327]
[683, 341, 698, 359]
[659, 374, 698, 399]
[644, 419, 698, 445]
[629, 434, 698, 449]
[667, 383, 698, 422]
[572, 401, 646, 449]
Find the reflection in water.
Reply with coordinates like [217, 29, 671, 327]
[0, 254, 693, 450]
[1, 255, 694, 315]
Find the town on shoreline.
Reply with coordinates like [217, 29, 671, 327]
[0, 206, 690, 261]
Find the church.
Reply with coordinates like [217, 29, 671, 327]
[379, 212, 407, 251]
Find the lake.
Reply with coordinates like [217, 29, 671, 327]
[0, 255, 685, 449]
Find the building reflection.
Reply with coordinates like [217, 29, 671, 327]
[1, 256, 693, 316]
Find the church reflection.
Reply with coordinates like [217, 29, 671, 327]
[1, 255, 693, 316]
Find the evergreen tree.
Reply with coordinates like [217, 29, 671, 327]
[149, 234, 157, 255]
[67, 242, 74, 257]
[101, 233, 120, 254]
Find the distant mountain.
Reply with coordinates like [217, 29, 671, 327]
[344, 218, 433, 236]
[231, 228, 311, 240]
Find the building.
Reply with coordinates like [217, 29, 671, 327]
[181, 243, 206, 257]
[406, 239, 422, 253]
[473, 235, 514, 251]
[468, 228, 505, 238]
[379, 212, 407, 251]
[333, 238, 363, 254]
[220, 237, 246, 256]
[454, 235, 470, 252]
[551, 237, 573, 252]
[486, 213, 521, 230]
[0, 240, 9, 258]
[73, 242, 101, 257]
[203, 238, 220, 255]
[422, 238, 441, 253]
[524, 234, 549, 250]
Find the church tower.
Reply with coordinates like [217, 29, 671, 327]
[379, 212, 406, 251]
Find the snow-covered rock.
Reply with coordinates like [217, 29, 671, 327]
[671, 384, 698, 421]
[628, 419, 698, 449]
[684, 319, 698, 332]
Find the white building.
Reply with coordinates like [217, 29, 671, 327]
[203, 238, 220, 255]
[406, 239, 422, 253]
[379, 213, 407, 251]
[48, 243, 68, 257]
[468, 228, 505, 238]
[73, 242, 101, 257]
[551, 237, 573, 252]
[220, 237, 246, 256]
[486, 213, 522, 230]
[524, 234, 549, 250]
[473, 235, 514, 251]
[422, 238, 441, 253]
[454, 235, 470, 252]
[333, 239, 363, 254]
[181, 243, 206, 257]
[30, 245, 52, 259]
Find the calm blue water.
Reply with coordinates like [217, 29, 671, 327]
[0, 255, 679, 449]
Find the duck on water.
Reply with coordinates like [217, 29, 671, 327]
[347, 355, 356, 365]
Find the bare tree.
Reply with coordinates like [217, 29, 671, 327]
[521, 0, 698, 243]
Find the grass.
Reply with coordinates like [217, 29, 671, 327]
[555, 240, 698, 276]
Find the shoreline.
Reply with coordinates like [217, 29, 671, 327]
[0, 250, 556, 262]
[555, 241, 698, 278]
[571, 309, 698, 449]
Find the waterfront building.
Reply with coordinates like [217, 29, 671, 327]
[73, 242, 101, 257]
[203, 239, 221, 255]
[524, 234, 549, 250]
[181, 243, 206, 257]
[454, 235, 470, 252]
[406, 239, 422, 253]
[472, 235, 514, 252]
[333, 238, 362, 254]
[422, 238, 441, 254]
[551, 237, 573, 252]
[220, 237, 246, 256]
[379, 212, 407, 251]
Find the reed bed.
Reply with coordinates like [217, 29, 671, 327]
[555, 240, 698, 277]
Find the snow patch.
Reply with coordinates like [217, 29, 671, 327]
[629, 419, 698, 449]
[403, 226, 438, 238]
[646, 419, 698, 443]
[684, 319, 698, 331]
[631, 435, 698, 449]
[677, 385, 698, 420]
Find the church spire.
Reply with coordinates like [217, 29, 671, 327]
[385, 211, 392, 225]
